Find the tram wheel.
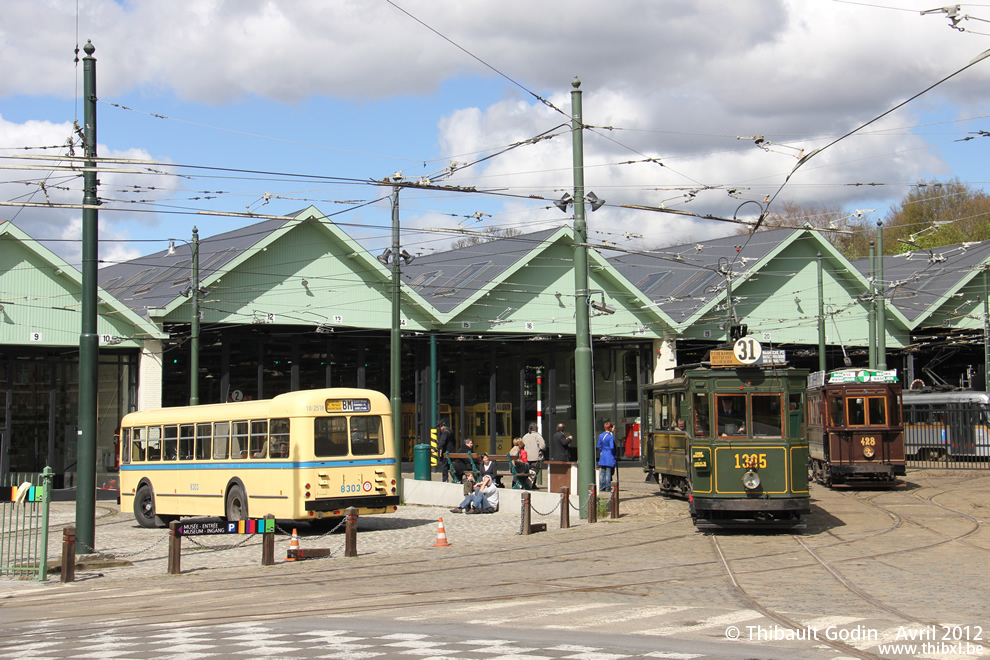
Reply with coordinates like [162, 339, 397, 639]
[134, 484, 161, 529]
[225, 484, 248, 521]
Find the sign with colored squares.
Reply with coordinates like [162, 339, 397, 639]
[4, 485, 41, 502]
[174, 517, 275, 536]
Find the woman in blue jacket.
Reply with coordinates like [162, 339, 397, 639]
[597, 421, 616, 492]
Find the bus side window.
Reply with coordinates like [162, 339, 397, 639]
[269, 418, 289, 458]
[179, 424, 195, 460]
[213, 422, 230, 459]
[121, 427, 131, 464]
[196, 422, 212, 460]
[146, 426, 162, 461]
[314, 417, 348, 457]
[132, 427, 145, 462]
[250, 420, 268, 458]
[351, 416, 384, 455]
[232, 421, 249, 458]
[164, 425, 178, 460]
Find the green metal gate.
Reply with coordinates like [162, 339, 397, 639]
[0, 467, 53, 580]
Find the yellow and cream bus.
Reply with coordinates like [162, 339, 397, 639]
[119, 388, 399, 528]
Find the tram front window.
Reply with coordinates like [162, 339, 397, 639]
[867, 397, 887, 426]
[751, 394, 783, 437]
[717, 395, 746, 437]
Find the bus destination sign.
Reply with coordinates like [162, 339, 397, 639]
[325, 398, 372, 413]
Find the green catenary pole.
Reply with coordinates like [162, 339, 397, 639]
[391, 185, 403, 499]
[571, 78, 594, 518]
[817, 252, 826, 373]
[868, 241, 877, 370]
[190, 227, 200, 405]
[877, 222, 887, 370]
[76, 40, 99, 553]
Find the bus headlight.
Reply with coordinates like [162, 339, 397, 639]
[863, 445, 875, 459]
[742, 470, 761, 490]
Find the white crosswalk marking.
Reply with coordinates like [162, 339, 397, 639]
[636, 609, 763, 637]
[546, 606, 695, 631]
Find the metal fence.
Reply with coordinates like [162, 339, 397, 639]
[0, 467, 53, 580]
[905, 404, 990, 469]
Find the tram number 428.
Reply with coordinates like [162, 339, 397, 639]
[734, 453, 767, 469]
[860, 437, 876, 446]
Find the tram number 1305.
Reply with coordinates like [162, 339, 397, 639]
[734, 453, 767, 469]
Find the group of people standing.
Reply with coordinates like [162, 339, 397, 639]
[436, 417, 619, 495]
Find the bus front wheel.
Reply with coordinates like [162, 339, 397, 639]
[134, 484, 160, 529]
[225, 485, 248, 521]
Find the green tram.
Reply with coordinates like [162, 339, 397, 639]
[642, 341, 810, 529]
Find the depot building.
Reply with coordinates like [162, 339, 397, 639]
[3, 208, 989, 488]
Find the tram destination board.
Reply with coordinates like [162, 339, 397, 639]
[325, 398, 372, 413]
[710, 346, 786, 367]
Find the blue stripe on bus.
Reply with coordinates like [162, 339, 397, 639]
[120, 459, 396, 471]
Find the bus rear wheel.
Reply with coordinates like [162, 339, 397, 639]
[134, 484, 161, 529]
[225, 485, 248, 521]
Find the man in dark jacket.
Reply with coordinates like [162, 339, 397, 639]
[552, 423, 575, 462]
[451, 438, 477, 495]
[438, 420, 454, 482]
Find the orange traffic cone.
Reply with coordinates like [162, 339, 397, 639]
[433, 517, 451, 547]
[286, 528, 300, 560]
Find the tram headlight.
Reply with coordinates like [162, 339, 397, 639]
[742, 470, 761, 490]
[863, 445, 875, 459]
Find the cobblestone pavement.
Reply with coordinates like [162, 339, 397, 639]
[1, 467, 988, 660]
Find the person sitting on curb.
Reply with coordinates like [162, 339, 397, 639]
[450, 474, 499, 514]
[451, 438, 477, 495]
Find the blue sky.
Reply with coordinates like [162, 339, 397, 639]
[3, 0, 990, 267]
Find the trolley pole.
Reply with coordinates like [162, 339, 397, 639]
[76, 40, 99, 553]
[570, 78, 595, 519]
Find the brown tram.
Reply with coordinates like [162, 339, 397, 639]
[806, 369, 906, 486]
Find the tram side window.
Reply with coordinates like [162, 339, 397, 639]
[132, 427, 145, 462]
[250, 420, 268, 458]
[751, 395, 783, 437]
[497, 412, 510, 437]
[693, 393, 710, 436]
[829, 397, 845, 427]
[314, 417, 348, 457]
[867, 397, 887, 426]
[213, 422, 230, 459]
[164, 425, 178, 460]
[269, 418, 290, 458]
[146, 426, 162, 461]
[351, 416, 384, 455]
[671, 393, 685, 430]
[848, 398, 866, 426]
[231, 421, 249, 458]
[195, 422, 212, 460]
[121, 427, 131, 464]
